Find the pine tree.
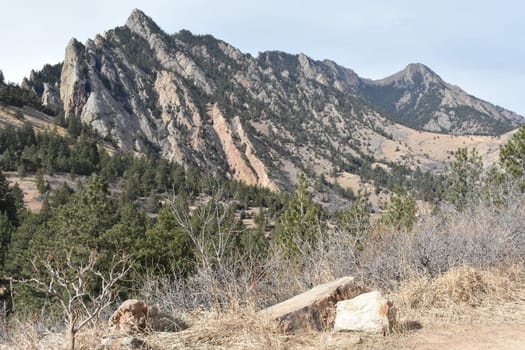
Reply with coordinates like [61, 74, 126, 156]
[35, 169, 48, 195]
[101, 202, 148, 269]
[381, 192, 417, 231]
[275, 174, 322, 257]
[0, 171, 18, 222]
[445, 147, 483, 209]
[0, 213, 14, 272]
[5, 213, 42, 276]
[500, 125, 525, 179]
[142, 206, 193, 273]
[30, 176, 117, 266]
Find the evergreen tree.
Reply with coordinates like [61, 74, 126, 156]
[35, 169, 48, 195]
[500, 125, 525, 179]
[0, 213, 14, 272]
[101, 202, 148, 269]
[30, 176, 117, 265]
[50, 182, 74, 207]
[17, 163, 26, 178]
[142, 206, 193, 273]
[274, 174, 322, 257]
[0, 171, 18, 222]
[381, 192, 417, 231]
[445, 147, 483, 209]
[5, 213, 42, 276]
[67, 116, 83, 137]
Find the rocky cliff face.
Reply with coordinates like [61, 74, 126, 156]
[24, 9, 524, 194]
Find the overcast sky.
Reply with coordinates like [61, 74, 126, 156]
[1, 0, 524, 114]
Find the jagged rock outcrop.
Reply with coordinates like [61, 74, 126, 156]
[60, 38, 90, 119]
[41, 83, 63, 113]
[22, 9, 524, 196]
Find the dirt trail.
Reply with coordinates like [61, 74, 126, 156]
[365, 323, 525, 350]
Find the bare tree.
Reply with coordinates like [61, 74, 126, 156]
[168, 186, 241, 271]
[163, 184, 277, 310]
[15, 250, 131, 350]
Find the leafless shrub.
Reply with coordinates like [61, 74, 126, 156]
[11, 251, 131, 350]
[361, 194, 525, 289]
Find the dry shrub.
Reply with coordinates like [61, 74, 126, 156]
[0, 317, 63, 350]
[141, 191, 525, 320]
[0, 307, 121, 350]
[396, 266, 524, 310]
[357, 196, 525, 290]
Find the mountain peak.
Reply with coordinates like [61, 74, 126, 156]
[125, 8, 161, 38]
[373, 62, 442, 87]
[127, 8, 149, 24]
[404, 63, 438, 78]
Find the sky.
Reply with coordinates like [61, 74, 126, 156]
[1, 0, 524, 114]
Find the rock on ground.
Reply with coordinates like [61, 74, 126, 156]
[109, 299, 149, 333]
[333, 290, 396, 334]
[108, 299, 186, 334]
[259, 276, 365, 332]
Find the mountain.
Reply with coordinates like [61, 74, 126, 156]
[359, 63, 522, 135]
[19, 9, 523, 197]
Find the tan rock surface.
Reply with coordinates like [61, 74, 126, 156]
[109, 299, 149, 333]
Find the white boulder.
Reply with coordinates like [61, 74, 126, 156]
[334, 290, 396, 334]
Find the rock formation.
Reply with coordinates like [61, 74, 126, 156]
[109, 299, 149, 333]
[22, 9, 524, 197]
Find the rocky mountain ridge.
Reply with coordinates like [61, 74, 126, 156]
[360, 63, 522, 134]
[20, 9, 523, 195]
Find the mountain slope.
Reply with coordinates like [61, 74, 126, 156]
[359, 63, 522, 134]
[19, 9, 523, 196]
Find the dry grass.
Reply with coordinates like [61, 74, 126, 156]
[391, 265, 525, 329]
[377, 122, 516, 171]
[397, 265, 524, 309]
[3, 265, 525, 349]
[0, 318, 107, 350]
[146, 308, 289, 349]
[140, 266, 525, 349]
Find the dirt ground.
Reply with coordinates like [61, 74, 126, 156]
[354, 323, 524, 350]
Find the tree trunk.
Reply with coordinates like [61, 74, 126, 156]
[69, 327, 76, 350]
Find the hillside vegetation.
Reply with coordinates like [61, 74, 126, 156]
[0, 110, 522, 348]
